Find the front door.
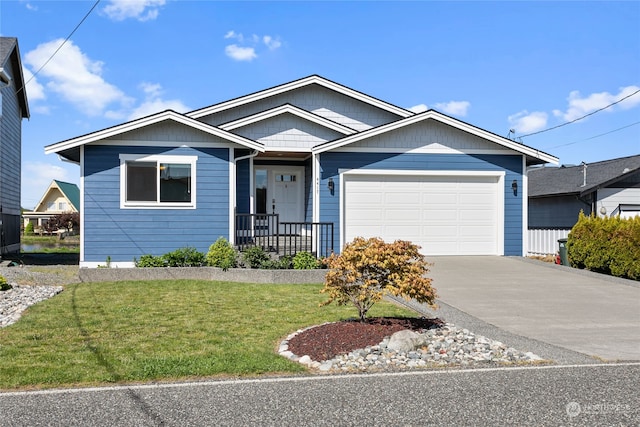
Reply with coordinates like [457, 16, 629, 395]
[255, 166, 304, 229]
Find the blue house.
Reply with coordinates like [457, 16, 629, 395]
[0, 37, 30, 256]
[45, 76, 558, 267]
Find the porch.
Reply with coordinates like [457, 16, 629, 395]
[235, 214, 334, 258]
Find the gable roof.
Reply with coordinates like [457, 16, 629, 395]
[528, 154, 640, 197]
[312, 109, 559, 165]
[219, 103, 358, 135]
[187, 75, 413, 120]
[45, 110, 265, 162]
[32, 180, 80, 212]
[0, 37, 29, 119]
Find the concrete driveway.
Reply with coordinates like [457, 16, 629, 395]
[426, 257, 640, 362]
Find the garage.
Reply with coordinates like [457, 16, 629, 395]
[343, 171, 504, 256]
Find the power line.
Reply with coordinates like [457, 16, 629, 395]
[518, 88, 640, 138]
[18, 0, 101, 95]
[547, 120, 640, 149]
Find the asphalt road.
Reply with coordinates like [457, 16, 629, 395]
[1, 363, 638, 426]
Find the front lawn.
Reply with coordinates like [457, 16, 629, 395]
[0, 280, 414, 390]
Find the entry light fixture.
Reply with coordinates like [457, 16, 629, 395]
[511, 179, 518, 196]
[327, 178, 335, 195]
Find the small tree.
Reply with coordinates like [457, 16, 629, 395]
[24, 222, 34, 236]
[49, 212, 80, 234]
[321, 237, 437, 321]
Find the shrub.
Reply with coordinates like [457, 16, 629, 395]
[206, 237, 238, 270]
[24, 222, 34, 236]
[567, 212, 640, 280]
[292, 251, 320, 269]
[163, 246, 206, 267]
[135, 254, 167, 268]
[0, 275, 11, 292]
[261, 255, 292, 270]
[321, 237, 437, 321]
[242, 246, 271, 269]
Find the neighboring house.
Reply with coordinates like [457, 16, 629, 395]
[0, 37, 29, 256]
[527, 154, 640, 255]
[23, 180, 80, 233]
[45, 75, 558, 267]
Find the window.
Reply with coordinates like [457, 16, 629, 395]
[58, 201, 68, 211]
[120, 154, 197, 208]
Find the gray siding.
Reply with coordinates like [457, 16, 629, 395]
[0, 66, 22, 253]
[528, 195, 590, 229]
[199, 85, 400, 131]
[230, 113, 344, 149]
[83, 145, 230, 263]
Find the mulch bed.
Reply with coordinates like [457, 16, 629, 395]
[286, 317, 444, 362]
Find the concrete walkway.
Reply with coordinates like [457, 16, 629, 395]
[426, 257, 640, 362]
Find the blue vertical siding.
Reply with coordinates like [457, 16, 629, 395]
[319, 152, 524, 255]
[235, 157, 250, 214]
[83, 145, 229, 262]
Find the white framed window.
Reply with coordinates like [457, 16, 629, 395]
[119, 154, 197, 209]
[58, 201, 68, 211]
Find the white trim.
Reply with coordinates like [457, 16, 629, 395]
[332, 146, 519, 155]
[45, 110, 264, 155]
[312, 154, 320, 223]
[119, 154, 198, 209]
[229, 148, 236, 244]
[313, 110, 559, 165]
[188, 75, 413, 120]
[219, 104, 357, 135]
[80, 261, 136, 268]
[80, 145, 85, 264]
[522, 155, 528, 256]
[338, 169, 506, 177]
[91, 140, 241, 149]
[339, 169, 506, 255]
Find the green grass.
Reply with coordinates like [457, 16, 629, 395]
[0, 280, 415, 390]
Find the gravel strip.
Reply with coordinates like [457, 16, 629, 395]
[0, 284, 63, 327]
[279, 321, 547, 373]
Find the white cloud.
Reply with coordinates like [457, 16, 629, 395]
[21, 67, 45, 102]
[508, 110, 548, 133]
[225, 44, 257, 62]
[20, 1, 38, 11]
[223, 31, 282, 61]
[23, 39, 133, 117]
[553, 85, 640, 121]
[126, 82, 189, 120]
[263, 35, 282, 50]
[224, 30, 240, 40]
[102, 0, 166, 22]
[22, 162, 72, 210]
[408, 104, 428, 113]
[434, 100, 470, 117]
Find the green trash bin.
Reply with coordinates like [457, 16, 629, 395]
[558, 238, 569, 266]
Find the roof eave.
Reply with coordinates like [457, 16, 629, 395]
[45, 110, 265, 156]
[313, 110, 560, 165]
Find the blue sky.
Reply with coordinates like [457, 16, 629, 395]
[2, 0, 639, 209]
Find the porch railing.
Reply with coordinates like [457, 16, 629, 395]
[235, 213, 334, 258]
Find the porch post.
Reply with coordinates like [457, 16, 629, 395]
[229, 147, 236, 245]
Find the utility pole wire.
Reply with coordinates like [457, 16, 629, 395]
[17, 0, 101, 95]
[519, 88, 640, 138]
[547, 120, 640, 149]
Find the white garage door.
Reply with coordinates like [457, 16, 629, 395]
[343, 173, 503, 255]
